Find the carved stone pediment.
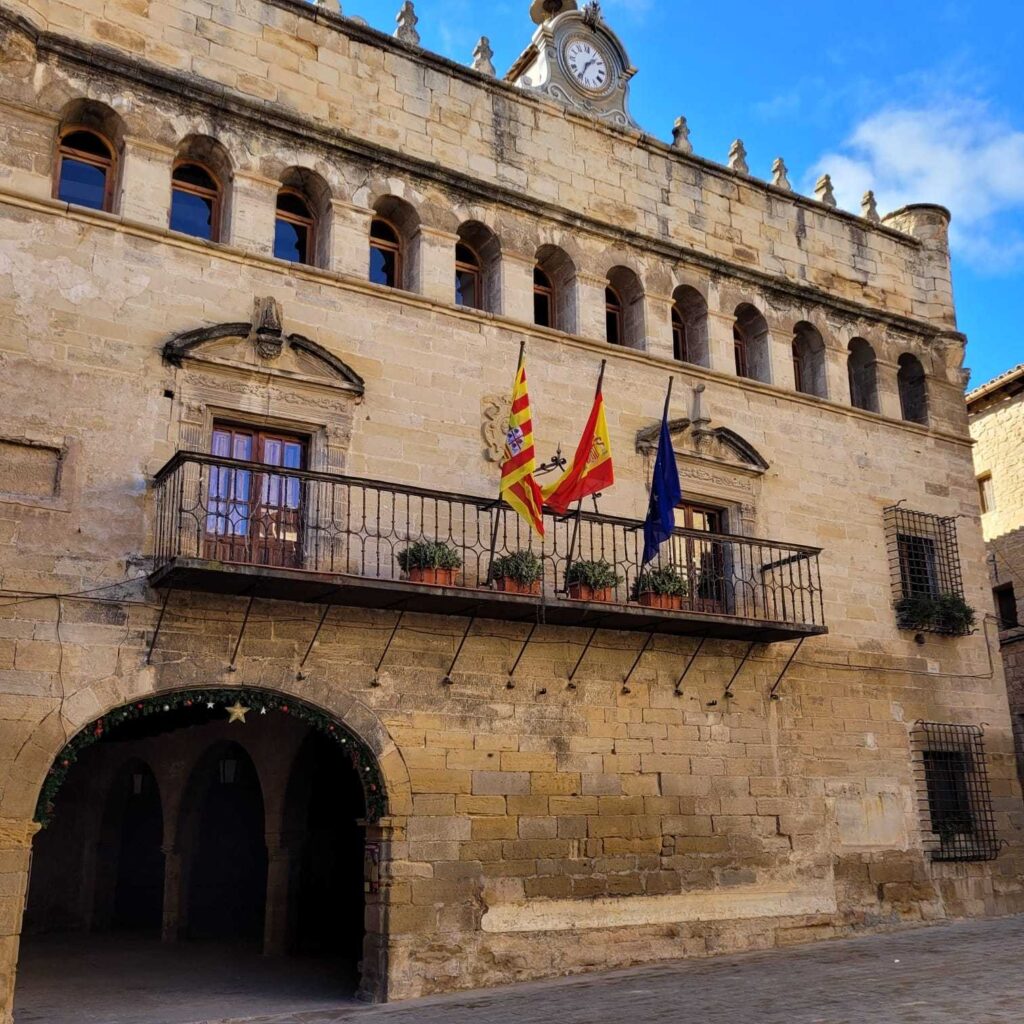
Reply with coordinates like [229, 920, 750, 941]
[162, 298, 365, 397]
[635, 418, 769, 479]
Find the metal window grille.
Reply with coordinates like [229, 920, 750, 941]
[910, 721, 999, 862]
[884, 505, 965, 631]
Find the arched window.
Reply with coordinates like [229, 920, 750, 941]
[455, 221, 500, 312]
[605, 266, 645, 349]
[455, 243, 481, 308]
[733, 303, 771, 383]
[671, 285, 709, 366]
[605, 287, 623, 345]
[369, 219, 401, 288]
[897, 353, 928, 425]
[370, 195, 420, 292]
[791, 322, 827, 397]
[274, 189, 314, 265]
[170, 163, 220, 241]
[55, 129, 114, 212]
[534, 245, 577, 333]
[534, 267, 554, 327]
[847, 338, 879, 412]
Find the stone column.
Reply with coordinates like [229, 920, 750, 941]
[0, 819, 41, 1024]
[118, 137, 174, 228]
[330, 199, 372, 279]
[262, 834, 293, 956]
[160, 848, 184, 943]
[577, 272, 608, 343]
[770, 329, 796, 391]
[645, 291, 675, 361]
[231, 171, 279, 258]
[501, 250, 535, 325]
[874, 358, 903, 420]
[416, 226, 458, 305]
[706, 309, 735, 376]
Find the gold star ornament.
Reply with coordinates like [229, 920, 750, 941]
[225, 701, 250, 724]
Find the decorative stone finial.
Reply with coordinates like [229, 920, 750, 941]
[691, 383, 711, 432]
[581, 1, 602, 27]
[394, 1, 420, 44]
[728, 139, 749, 175]
[672, 116, 693, 154]
[472, 36, 496, 76]
[815, 174, 837, 207]
[861, 190, 880, 223]
[771, 157, 791, 191]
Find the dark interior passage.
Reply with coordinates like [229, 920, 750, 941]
[18, 697, 371, 1021]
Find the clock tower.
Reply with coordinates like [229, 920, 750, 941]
[505, 1, 638, 130]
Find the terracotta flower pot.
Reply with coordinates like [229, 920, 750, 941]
[494, 577, 541, 595]
[567, 582, 613, 603]
[637, 591, 683, 610]
[408, 567, 458, 586]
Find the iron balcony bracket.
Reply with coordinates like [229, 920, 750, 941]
[374, 607, 407, 683]
[296, 604, 334, 681]
[621, 631, 656, 692]
[227, 594, 256, 672]
[567, 626, 599, 685]
[507, 621, 540, 683]
[769, 636, 806, 699]
[145, 586, 174, 666]
[442, 614, 478, 685]
[674, 636, 705, 695]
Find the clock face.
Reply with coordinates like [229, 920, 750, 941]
[563, 37, 611, 93]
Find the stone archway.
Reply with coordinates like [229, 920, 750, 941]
[8, 686, 408, 1022]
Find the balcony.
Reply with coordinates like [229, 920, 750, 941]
[150, 453, 827, 643]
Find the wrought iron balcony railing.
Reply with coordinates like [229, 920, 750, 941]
[151, 452, 826, 642]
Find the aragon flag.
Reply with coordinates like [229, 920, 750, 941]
[543, 386, 614, 515]
[500, 350, 545, 536]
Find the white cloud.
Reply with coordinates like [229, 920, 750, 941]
[811, 100, 1024, 273]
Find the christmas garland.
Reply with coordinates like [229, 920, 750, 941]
[35, 688, 388, 827]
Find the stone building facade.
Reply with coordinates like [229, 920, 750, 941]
[0, 0, 1022, 1019]
[968, 364, 1024, 781]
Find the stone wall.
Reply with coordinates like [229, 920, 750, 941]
[0, 0, 1021, 1021]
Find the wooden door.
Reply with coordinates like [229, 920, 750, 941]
[673, 503, 726, 612]
[204, 426, 305, 569]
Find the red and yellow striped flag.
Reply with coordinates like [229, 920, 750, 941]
[500, 351, 545, 536]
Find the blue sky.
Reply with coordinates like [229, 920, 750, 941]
[348, 0, 1022, 388]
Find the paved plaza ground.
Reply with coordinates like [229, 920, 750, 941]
[15, 915, 1024, 1024]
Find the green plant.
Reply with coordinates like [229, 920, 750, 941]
[397, 541, 462, 572]
[632, 566, 690, 600]
[933, 593, 976, 634]
[895, 592, 975, 635]
[565, 559, 621, 591]
[490, 550, 543, 585]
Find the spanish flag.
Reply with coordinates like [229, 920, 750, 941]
[543, 387, 614, 515]
[500, 350, 545, 536]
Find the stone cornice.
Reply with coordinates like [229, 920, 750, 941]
[0, 4, 955, 345]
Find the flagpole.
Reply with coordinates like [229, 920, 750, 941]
[486, 340, 527, 586]
[563, 359, 606, 590]
[641, 374, 678, 569]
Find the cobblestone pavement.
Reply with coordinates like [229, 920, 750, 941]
[15, 916, 1024, 1024]
[210, 916, 1024, 1024]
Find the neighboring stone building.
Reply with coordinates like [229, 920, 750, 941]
[968, 364, 1024, 780]
[0, 0, 1022, 1019]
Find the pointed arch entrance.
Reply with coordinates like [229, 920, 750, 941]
[16, 688, 392, 1021]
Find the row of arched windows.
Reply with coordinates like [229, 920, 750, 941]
[53, 119, 931, 428]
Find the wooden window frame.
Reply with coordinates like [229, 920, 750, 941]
[733, 325, 749, 377]
[605, 286, 623, 345]
[275, 188, 316, 265]
[533, 266, 555, 328]
[54, 126, 116, 212]
[170, 161, 221, 243]
[455, 242, 482, 310]
[370, 217, 403, 289]
[977, 473, 994, 515]
[791, 340, 804, 392]
[672, 305, 688, 363]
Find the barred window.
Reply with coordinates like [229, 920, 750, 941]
[884, 505, 969, 633]
[911, 722, 998, 862]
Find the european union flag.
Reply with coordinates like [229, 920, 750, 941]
[642, 410, 682, 564]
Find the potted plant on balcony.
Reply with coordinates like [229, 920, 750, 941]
[565, 559, 621, 603]
[632, 565, 689, 610]
[490, 550, 543, 595]
[895, 593, 975, 635]
[397, 541, 462, 586]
